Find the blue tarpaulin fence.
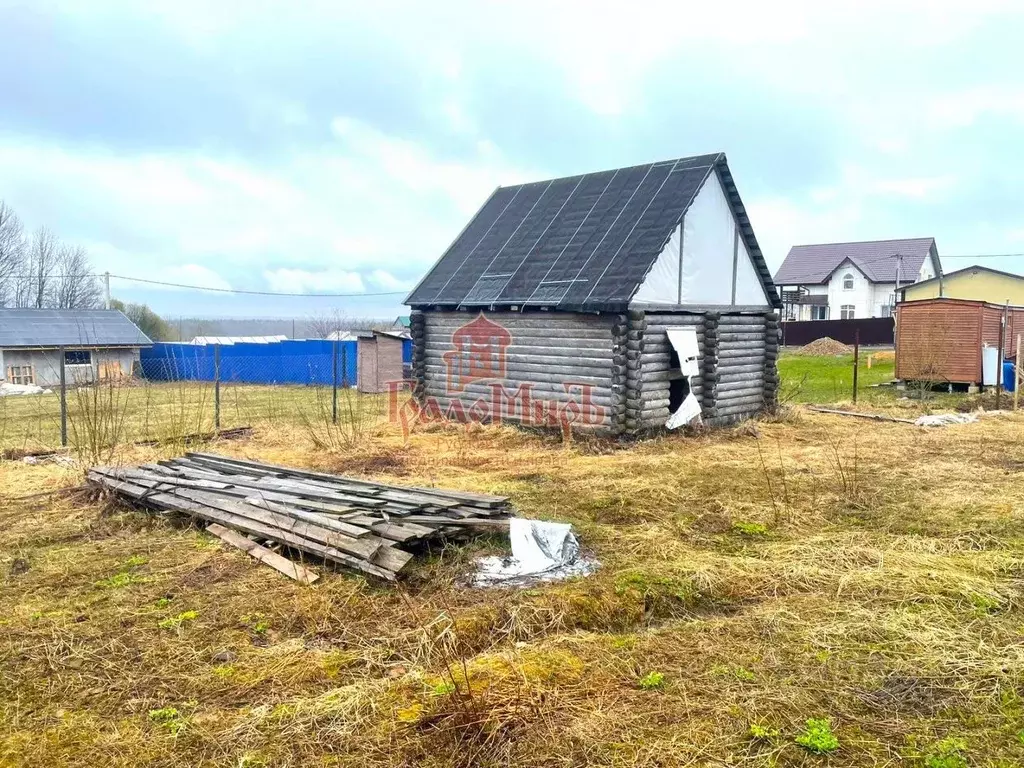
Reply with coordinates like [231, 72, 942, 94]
[140, 340, 366, 385]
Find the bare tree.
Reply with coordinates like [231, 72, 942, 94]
[307, 309, 347, 339]
[16, 227, 60, 308]
[50, 244, 102, 309]
[0, 202, 26, 306]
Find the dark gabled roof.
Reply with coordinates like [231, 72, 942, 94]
[775, 237, 937, 285]
[907, 264, 1024, 291]
[406, 153, 780, 311]
[0, 309, 152, 348]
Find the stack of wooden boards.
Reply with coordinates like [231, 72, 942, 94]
[87, 452, 512, 582]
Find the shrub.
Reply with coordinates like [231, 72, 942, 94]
[795, 718, 839, 754]
[639, 672, 665, 690]
[925, 737, 968, 768]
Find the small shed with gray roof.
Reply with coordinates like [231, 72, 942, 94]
[0, 308, 152, 386]
[405, 152, 782, 433]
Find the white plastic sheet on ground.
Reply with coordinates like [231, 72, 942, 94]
[472, 518, 598, 587]
[915, 413, 978, 427]
[0, 383, 52, 397]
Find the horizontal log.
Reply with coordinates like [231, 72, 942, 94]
[423, 351, 614, 369]
[716, 387, 766, 402]
[717, 363, 765, 376]
[718, 333, 768, 344]
[425, 315, 614, 331]
[423, 380, 615, 404]
[423, 365, 611, 387]
[421, 396, 612, 426]
[715, 402, 765, 418]
[718, 345, 767, 358]
[423, 340, 613, 358]
[423, 330, 614, 346]
[711, 354, 763, 367]
[717, 375, 765, 389]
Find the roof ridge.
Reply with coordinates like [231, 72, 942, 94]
[499, 152, 725, 190]
[790, 236, 935, 250]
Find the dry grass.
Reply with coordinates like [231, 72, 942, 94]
[2, 408, 1024, 767]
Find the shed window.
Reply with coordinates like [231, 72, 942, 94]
[6, 365, 34, 385]
[841, 305, 855, 320]
[64, 350, 92, 365]
[842, 273, 854, 290]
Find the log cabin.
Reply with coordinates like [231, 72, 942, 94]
[404, 153, 782, 433]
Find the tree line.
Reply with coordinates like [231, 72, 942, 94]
[0, 200, 102, 309]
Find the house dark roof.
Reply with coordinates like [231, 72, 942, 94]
[774, 237, 937, 285]
[406, 153, 780, 311]
[0, 309, 152, 349]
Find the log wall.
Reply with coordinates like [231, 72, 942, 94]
[413, 308, 780, 433]
[418, 311, 616, 428]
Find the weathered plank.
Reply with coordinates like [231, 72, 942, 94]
[207, 523, 320, 585]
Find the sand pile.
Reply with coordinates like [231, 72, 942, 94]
[796, 337, 853, 356]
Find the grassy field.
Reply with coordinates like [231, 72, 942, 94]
[2, 363, 1023, 766]
[0, 381, 387, 456]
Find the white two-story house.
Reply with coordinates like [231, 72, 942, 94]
[774, 237, 942, 321]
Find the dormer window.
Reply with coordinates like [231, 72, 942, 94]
[842, 273, 854, 290]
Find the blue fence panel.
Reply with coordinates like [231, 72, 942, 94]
[402, 338, 413, 364]
[140, 340, 359, 385]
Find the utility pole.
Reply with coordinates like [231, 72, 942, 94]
[104, 271, 111, 310]
[894, 254, 902, 310]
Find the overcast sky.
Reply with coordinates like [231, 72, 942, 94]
[2, 0, 1023, 319]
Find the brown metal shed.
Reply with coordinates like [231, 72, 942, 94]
[895, 298, 1023, 385]
[356, 331, 405, 394]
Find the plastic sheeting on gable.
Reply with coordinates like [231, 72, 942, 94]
[632, 225, 681, 304]
[734, 228, 770, 305]
[632, 171, 771, 308]
[679, 170, 735, 305]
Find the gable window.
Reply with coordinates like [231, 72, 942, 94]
[811, 305, 828, 321]
[841, 305, 855, 320]
[64, 350, 92, 365]
[842, 273, 854, 290]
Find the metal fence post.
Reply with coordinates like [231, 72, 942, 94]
[852, 329, 860, 404]
[59, 345, 67, 447]
[332, 341, 339, 425]
[214, 344, 221, 431]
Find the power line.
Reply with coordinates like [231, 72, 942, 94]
[107, 274, 407, 297]
[2, 272, 408, 297]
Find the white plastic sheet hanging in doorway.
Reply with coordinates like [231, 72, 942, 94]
[664, 326, 702, 429]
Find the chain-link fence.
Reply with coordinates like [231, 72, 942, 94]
[0, 347, 400, 460]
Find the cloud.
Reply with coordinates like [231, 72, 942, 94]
[366, 269, 412, 292]
[158, 264, 234, 291]
[262, 268, 365, 294]
[1, 0, 1024, 316]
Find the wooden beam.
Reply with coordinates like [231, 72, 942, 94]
[207, 523, 320, 585]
